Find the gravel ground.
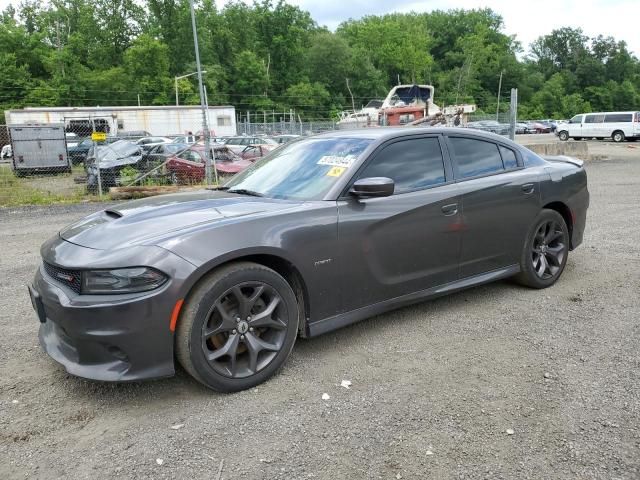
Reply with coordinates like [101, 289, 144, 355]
[0, 140, 639, 479]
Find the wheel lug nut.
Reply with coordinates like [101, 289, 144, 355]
[240, 335, 245, 340]
[247, 316, 251, 321]
[249, 327, 254, 332]
[232, 329, 237, 334]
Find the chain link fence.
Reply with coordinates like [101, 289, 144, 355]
[237, 119, 338, 136]
[0, 92, 523, 206]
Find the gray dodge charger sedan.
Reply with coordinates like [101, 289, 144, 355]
[29, 128, 589, 392]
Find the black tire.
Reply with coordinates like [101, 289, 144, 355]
[574, 137, 583, 141]
[612, 131, 625, 143]
[558, 131, 569, 141]
[515, 209, 569, 289]
[176, 262, 299, 392]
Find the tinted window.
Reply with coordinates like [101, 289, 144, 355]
[449, 137, 504, 179]
[604, 113, 633, 123]
[358, 137, 446, 194]
[499, 146, 518, 169]
[179, 151, 202, 163]
[585, 114, 604, 123]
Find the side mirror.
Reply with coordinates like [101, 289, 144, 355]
[350, 177, 394, 198]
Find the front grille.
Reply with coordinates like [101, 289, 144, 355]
[43, 262, 82, 294]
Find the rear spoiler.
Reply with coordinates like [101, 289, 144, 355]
[542, 155, 584, 168]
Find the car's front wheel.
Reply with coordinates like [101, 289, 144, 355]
[176, 262, 299, 392]
[558, 131, 569, 141]
[515, 209, 569, 289]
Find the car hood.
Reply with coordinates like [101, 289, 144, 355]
[59, 190, 302, 250]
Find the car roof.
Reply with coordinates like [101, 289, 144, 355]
[312, 126, 513, 143]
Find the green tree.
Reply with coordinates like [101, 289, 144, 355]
[123, 34, 172, 104]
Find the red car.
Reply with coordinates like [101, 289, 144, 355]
[238, 144, 278, 161]
[166, 145, 252, 184]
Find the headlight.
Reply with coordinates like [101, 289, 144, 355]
[81, 267, 167, 294]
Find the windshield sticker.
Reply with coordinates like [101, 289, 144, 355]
[317, 154, 357, 168]
[326, 166, 346, 177]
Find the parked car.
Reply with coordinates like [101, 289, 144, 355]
[1, 144, 12, 159]
[272, 134, 301, 144]
[139, 143, 190, 172]
[166, 144, 252, 183]
[557, 111, 640, 142]
[116, 130, 151, 140]
[466, 120, 510, 136]
[171, 135, 198, 145]
[144, 143, 189, 162]
[238, 144, 278, 161]
[67, 138, 93, 165]
[65, 132, 79, 148]
[29, 127, 589, 392]
[136, 136, 172, 152]
[85, 140, 143, 191]
[528, 121, 552, 134]
[515, 122, 530, 134]
[223, 136, 278, 154]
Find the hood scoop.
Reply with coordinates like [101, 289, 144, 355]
[104, 209, 123, 219]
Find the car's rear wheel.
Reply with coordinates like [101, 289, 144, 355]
[612, 131, 625, 143]
[515, 209, 569, 289]
[176, 262, 299, 392]
[558, 131, 569, 141]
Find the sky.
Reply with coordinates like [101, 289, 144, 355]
[0, 0, 637, 57]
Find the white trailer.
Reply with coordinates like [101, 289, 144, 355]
[4, 105, 237, 138]
[9, 123, 71, 175]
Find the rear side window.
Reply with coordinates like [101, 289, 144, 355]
[449, 137, 504, 179]
[358, 137, 446, 194]
[604, 113, 633, 123]
[585, 114, 604, 123]
[499, 146, 518, 169]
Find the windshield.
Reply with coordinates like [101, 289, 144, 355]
[223, 137, 373, 200]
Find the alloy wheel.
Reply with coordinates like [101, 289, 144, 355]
[531, 220, 566, 279]
[201, 282, 287, 379]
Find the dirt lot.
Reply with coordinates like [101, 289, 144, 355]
[0, 139, 639, 479]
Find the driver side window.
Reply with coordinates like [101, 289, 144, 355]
[357, 137, 446, 195]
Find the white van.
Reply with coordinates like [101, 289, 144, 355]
[557, 111, 640, 142]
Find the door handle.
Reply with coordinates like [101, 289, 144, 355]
[521, 183, 535, 194]
[441, 203, 458, 216]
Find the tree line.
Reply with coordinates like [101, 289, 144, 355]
[1, 0, 639, 122]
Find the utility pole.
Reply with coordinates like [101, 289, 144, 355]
[509, 88, 518, 140]
[188, 0, 212, 185]
[204, 86, 218, 184]
[496, 70, 504, 122]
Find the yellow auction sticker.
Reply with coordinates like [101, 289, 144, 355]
[91, 132, 107, 141]
[326, 166, 346, 177]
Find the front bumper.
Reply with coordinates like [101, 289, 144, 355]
[31, 239, 196, 382]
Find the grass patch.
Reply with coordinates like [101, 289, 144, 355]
[0, 165, 95, 207]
